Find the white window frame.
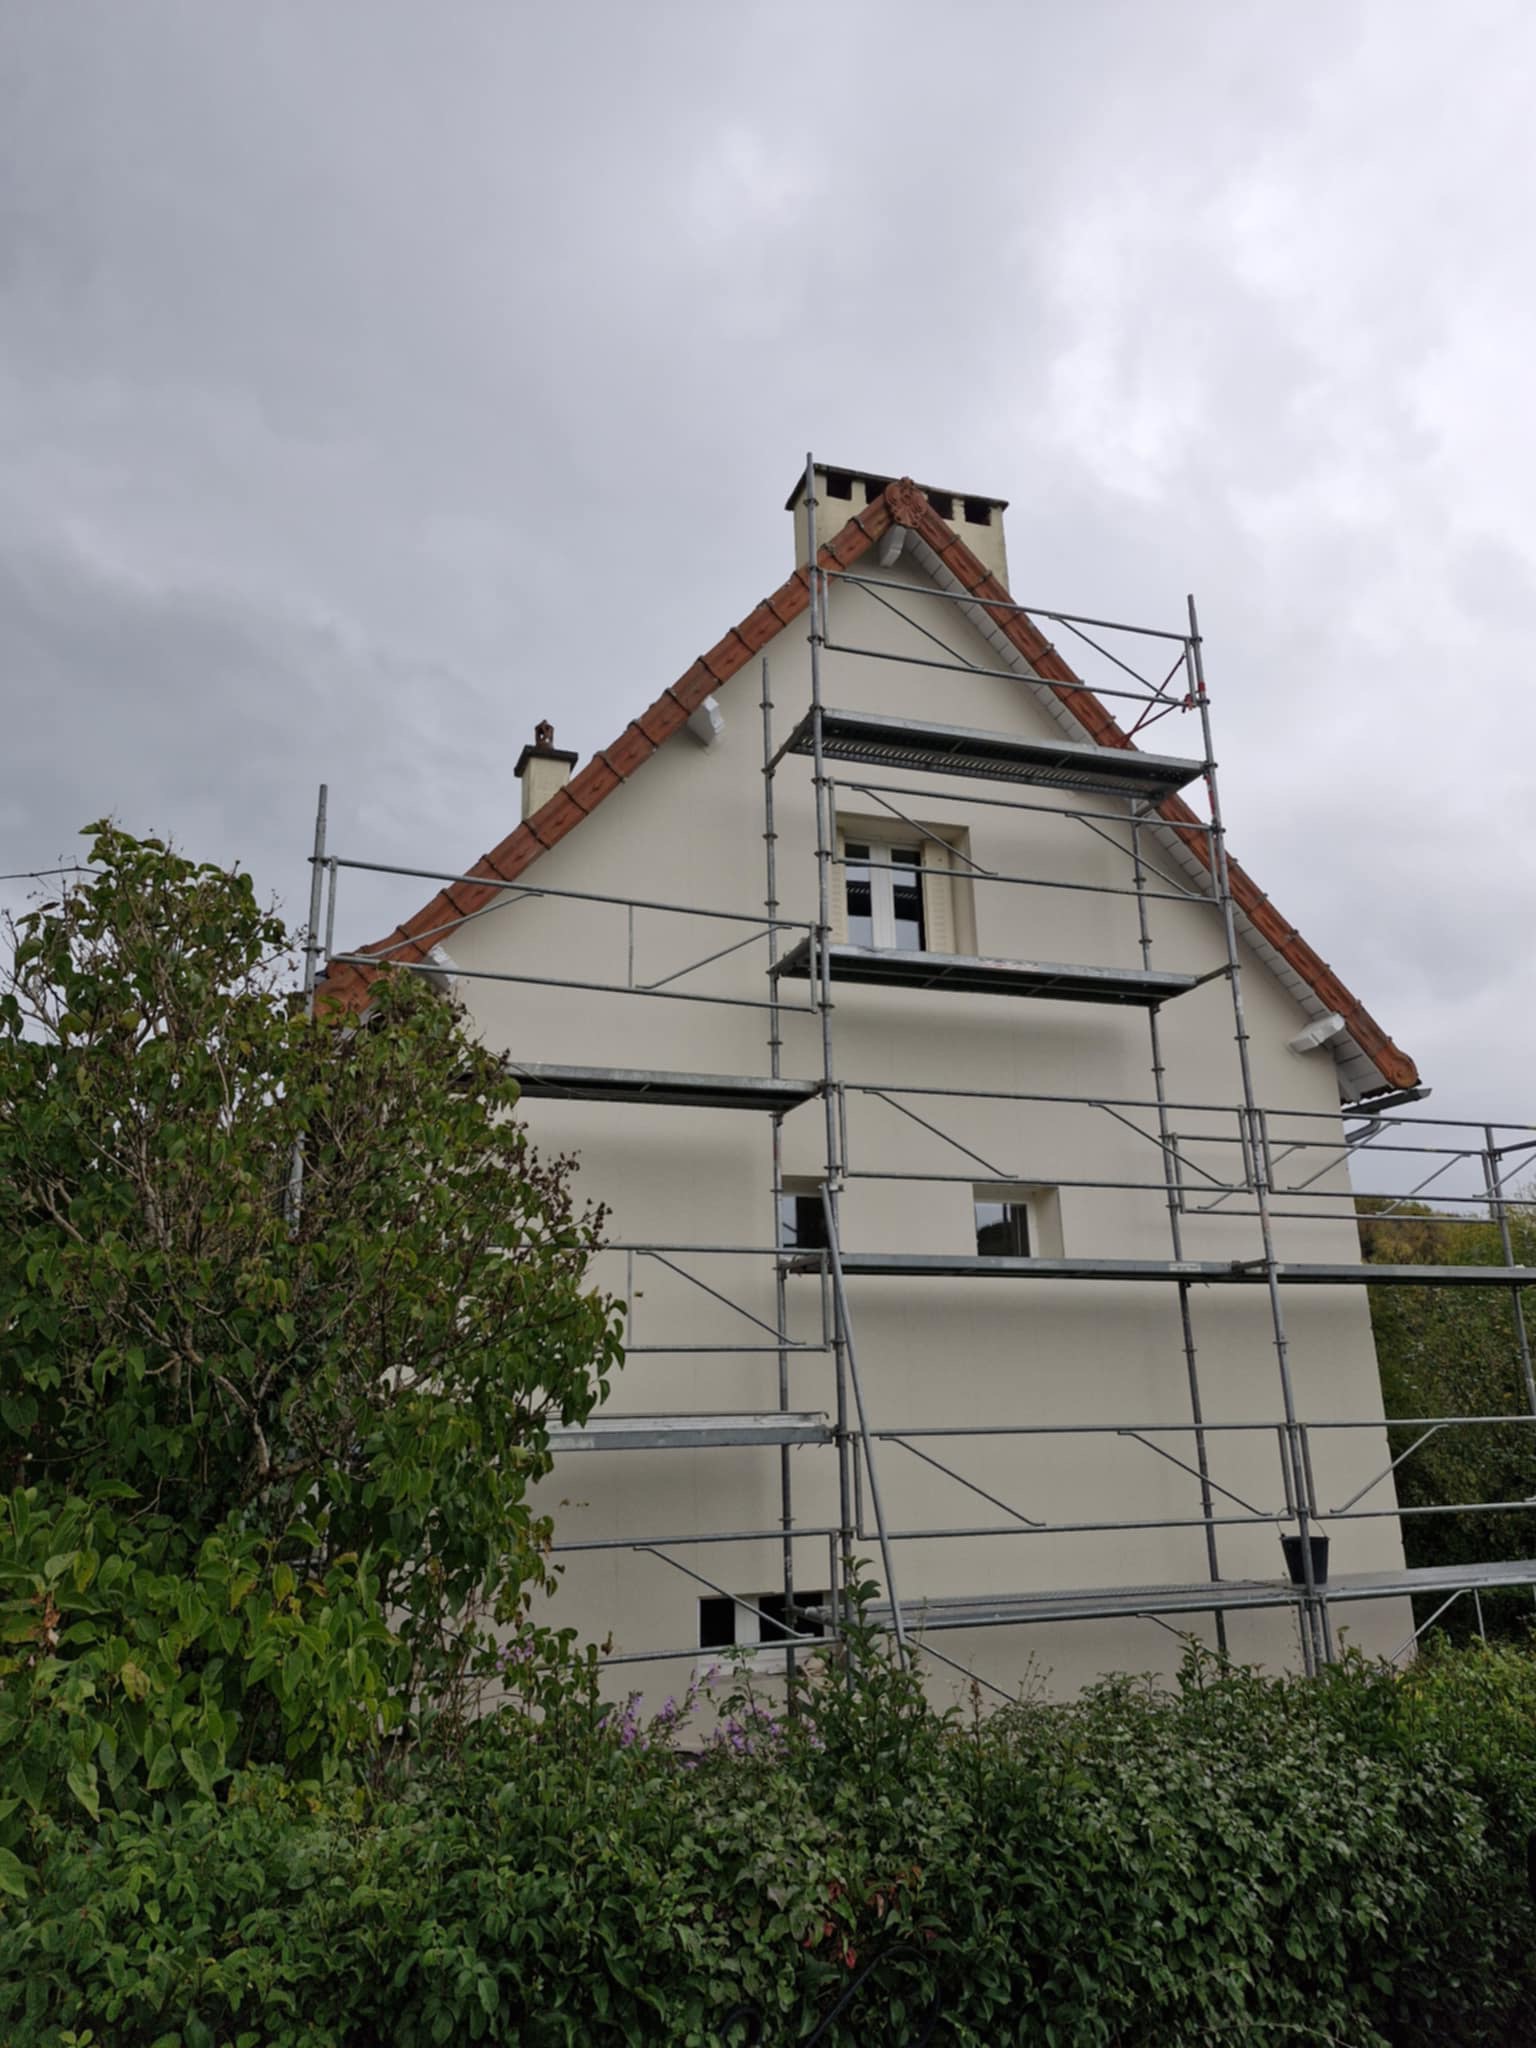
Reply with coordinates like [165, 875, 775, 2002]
[972, 1181, 1065, 1261]
[833, 814, 973, 955]
[842, 838, 926, 951]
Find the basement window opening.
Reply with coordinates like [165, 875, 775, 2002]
[699, 1592, 828, 1653]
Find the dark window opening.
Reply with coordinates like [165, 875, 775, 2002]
[699, 1596, 737, 1649]
[779, 1190, 829, 1251]
[963, 497, 993, 526]
[864, 476, 887, 504]
[698, 1592, 829, 1650]
[758, 1592, 827, 1643]
[825, 469, 854, 500]
[975, 1199, 1030, 1258]
[927, 489, 955, 519]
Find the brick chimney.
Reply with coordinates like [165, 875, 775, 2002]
[515, 719, 578, 822]
[786, 462, 1010, 586]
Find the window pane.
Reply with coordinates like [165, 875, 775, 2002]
[844, 842, 874, 947]
[891, 880, 925, 947]
[889, 846, 926, 950]
[755, 1592, 827, 1644]
[699, 1596, 736, 1649]
[975, 1200, 1030, 1257]
[757, 1592, 790, 1644]
[780, 1192, 828, 1250]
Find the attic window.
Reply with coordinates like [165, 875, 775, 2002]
[844, 841, 926, 951]
[963, 498, 992, 526]
[927, 490, 955, 518]
[825, 470, 853, 500]
[864, 477, 885, 505]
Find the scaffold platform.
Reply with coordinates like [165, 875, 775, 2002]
[784, 704, 1205, 801]
[773, 941, 1198, 1007]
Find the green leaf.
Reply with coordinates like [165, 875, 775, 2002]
[67, 1758, 101, 1822]
[179, 1746, 215, 1799]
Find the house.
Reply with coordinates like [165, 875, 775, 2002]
[324, 460, 1526, 1700]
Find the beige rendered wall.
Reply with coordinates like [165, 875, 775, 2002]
[444, 554, 1410, 1703]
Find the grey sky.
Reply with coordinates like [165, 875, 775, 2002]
[3, 1, 1533, 1152]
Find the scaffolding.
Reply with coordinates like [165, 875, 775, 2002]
[308, 453, 1536, 1692]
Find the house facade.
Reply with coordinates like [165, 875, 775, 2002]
[327, 462, 1445, 1701]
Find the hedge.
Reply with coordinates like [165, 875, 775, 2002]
[5, 1638, 1536, 2047]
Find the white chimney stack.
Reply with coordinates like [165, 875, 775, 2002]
[785, 463, 1010, 587]
[515, 720, 578, 823]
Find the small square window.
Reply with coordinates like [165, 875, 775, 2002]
[962, 497, 992, 526]
[927, 489, 955, 519]
[824, 469, 853, 500]
[779, 1189, 829, 1251]
[974, 1198, 1030, 1259]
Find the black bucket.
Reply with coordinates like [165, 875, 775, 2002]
[1281, 1533, 1330, 1587]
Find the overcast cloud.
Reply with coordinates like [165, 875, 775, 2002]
[3, 1, 1533, 1169]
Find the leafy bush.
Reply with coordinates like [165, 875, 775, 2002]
[0, 828, 623, 1815]
[7, 1635, 1536, 2047]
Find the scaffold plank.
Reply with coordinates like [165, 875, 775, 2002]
[773, 941, 1196, 1007]
[848, 1557, 1536, 1632]
[785, 706, 1205, 801]
[507, 1062, 820, 1112]
[788, 1253, 1536, 1287]
[548, 1412, 833, 1452]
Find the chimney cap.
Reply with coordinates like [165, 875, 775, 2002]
[515, 720, 579, 779]
[784, 461, 1008, 517]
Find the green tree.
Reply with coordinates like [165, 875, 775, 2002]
[0, 826, 623, 1826]
[1361, 1195, 1536, 1639]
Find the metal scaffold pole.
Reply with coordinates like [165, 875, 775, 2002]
[761, 656, 799, 1685]
[802, 451, 909, 1663]
[1186, 598, 1329, 1671]
[1131, 805, 1228, 1657]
